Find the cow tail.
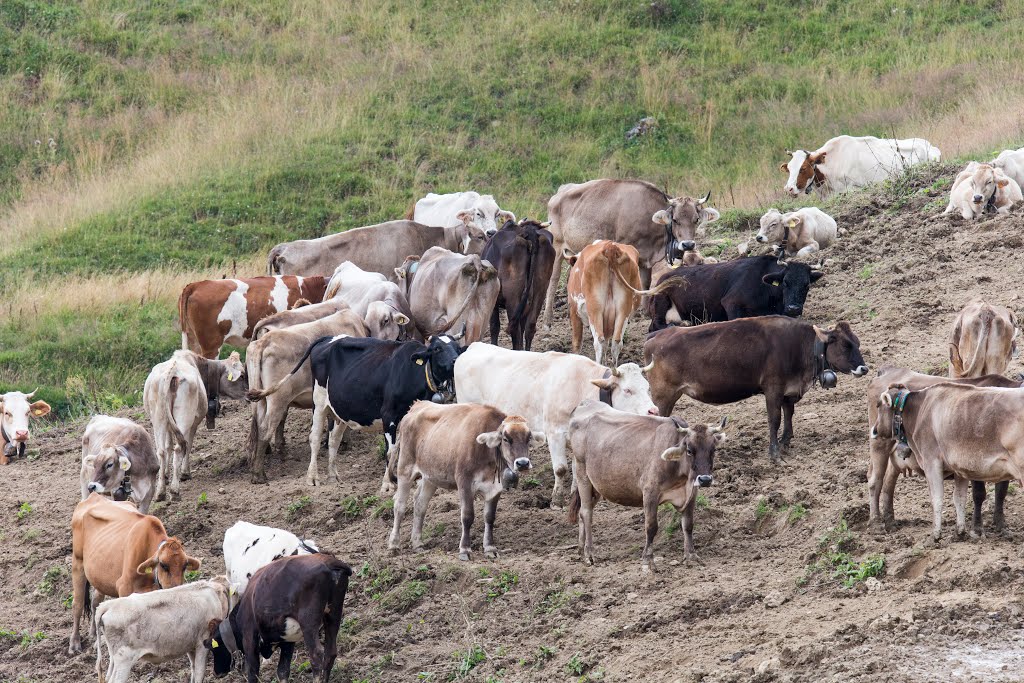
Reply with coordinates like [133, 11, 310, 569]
[267, 245, 284, 275]
[163, 369, 189, 459]
[613, 267, 685, 298]
[245, 336, 330, 401]
[567, 488, 582, 524]
[963, 307, 993, 378]
[509, 229, 539, 325]
[177, 284, 194, 350]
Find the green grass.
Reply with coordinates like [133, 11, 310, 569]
[3, 1, 1024, 413]
[803, 519, 885, 588]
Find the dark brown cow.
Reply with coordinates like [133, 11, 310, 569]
[178, 276, 327, 359]
[206, 553, 352, 683]
[866, 367, 1021, 531]
[644, 317, 868, 461]
[568, 400, 727, 570]
[481, 219, 556, 350]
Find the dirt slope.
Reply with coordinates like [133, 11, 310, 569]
[5, 164, 1024, 683]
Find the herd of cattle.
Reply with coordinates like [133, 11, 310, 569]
[4, 134, 1024, 682]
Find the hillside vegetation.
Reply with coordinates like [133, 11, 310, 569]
[3, 0, 1024, 412]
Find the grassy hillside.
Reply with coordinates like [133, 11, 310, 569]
[3, 0, 1024, 413]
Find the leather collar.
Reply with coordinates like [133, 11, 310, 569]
[812, 337, 836, 389]
[891, 389, 911, 446]
[598, 369, 613, 405]
[1, 423, 25, 458]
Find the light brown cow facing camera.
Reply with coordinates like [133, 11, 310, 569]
[568, 400, 727, 571]
[386, 402, 544, 561]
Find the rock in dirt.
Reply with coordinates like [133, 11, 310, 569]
[864, 577, 883, 592]
[763, 591, 787, 608]
[757, 658, 781, 674]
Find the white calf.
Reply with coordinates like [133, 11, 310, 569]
[223, 521, 319, 595]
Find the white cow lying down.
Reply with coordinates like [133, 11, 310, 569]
[412, 191, 515, 237]
[756, 207, 837, 257]
[781, 134, 940, 198]
[944, 162, 1022, 220]
[223, 521, 319, 595]
[991, 147, 1024, 188]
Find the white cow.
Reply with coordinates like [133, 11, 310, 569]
[944, 162, 1021, 219]
[94, 576, 232, 683]
[781, 135, 940, 198]
[323, 262, 414, 339]
[412, 191, 515, 237]
[756, 207, 838, 256]
[143, 351, 247, 500]
[0, 390, 50, 465]
[223, 521, 319, 595]
[991, 148, 1024, 188]
[454, 343, 659, 508]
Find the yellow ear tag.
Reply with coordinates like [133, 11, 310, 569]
[211, 640, 219, 648]
[145, 567, 153, 574]
[787, 218, 798, 227]
[416, 359, 424, 365]
[227, 371, 236, 381]
[772, 282, 780, 287]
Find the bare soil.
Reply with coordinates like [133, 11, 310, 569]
[5, 165, 1024, 683]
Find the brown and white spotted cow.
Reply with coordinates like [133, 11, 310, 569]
[178, 276, 328, 359]
[0, 390, 51, 465]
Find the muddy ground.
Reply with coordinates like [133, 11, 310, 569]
[4, 165, 1024, 683]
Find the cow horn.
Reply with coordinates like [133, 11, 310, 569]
[540, 221, 551, 228]
[784, 149, 794, 156]
[710, 415, 729, 433]
[641, 360, 655, 373]
[610, 365, 623, 378]
[699, 191, 711, 204]
[25, 388, 38, 399]
[451, 322, 468, 341]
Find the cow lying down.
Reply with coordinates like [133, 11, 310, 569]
[568, 400, 727, 571]
[94, 576, 232, 683]
[386, 401, 543, 560]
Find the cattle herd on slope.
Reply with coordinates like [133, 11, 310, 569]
[5, 136, 1024, 682]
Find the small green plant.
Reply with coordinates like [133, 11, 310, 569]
[696, 494, 711, 510]
[196, 492, 208, 508]
[17, 502, 32, 521]
[787, 503, 808, 523]
[37, 566, 64, 596]
[565, 652, 587, 676]
[858, 263, 876, 280]
[22, 528, 40, 543]
[381, 579, 428, 611]
[535, 584, 580, 614]
[286, 495, 312, 521]
[0, 629, 46, 648]
[371, 497, 395, 518]
[377, 436, 389, 460]
[804, 519, 885, 588]
[521, 476, 541, 489]
[450, 644, 486, 680]
[185, 569, 201, 583]
[340, 494, 379, 519]
[533, 644, 557, 670]
[755, 498, 771, 521]
[486, 570, 518, 601]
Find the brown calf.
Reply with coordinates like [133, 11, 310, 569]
[566, 240, 678, 367]
[386, 402, 543, 560]
[70, 494, 200, 654]
[178, 275, 327, 359]
[568, 400, 727, 570]
[872, 382, 1024, 541]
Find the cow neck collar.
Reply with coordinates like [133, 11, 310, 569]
[151, 540, 167, 589]
[115, 474, 132, 502]
[598, 369, 613, 405]
[773, 222, 791, 259]
[663, 215, 677, 266]
[425, 357, 455, 403]
[812, 337, 836, 390]
[891, 389, 911, 447]
[218, 614, 241, 655]
[424, 361, 438, 393]
[0, 423, 25, 458]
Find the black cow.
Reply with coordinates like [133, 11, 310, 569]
[207, 553, 352, 683]
[647, 255, 823, 331]
[644, 316, 868, 461]
[483, 219, 556, 351]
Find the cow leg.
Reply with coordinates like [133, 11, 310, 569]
[190, 645, 209, 683]
[681, 499, 699, 563]
[153, 443, 168, 502]
[300, 616, 326, 681]
[250, 398, 284, 484]
[568, 301, 584, 355]
[524, 312, 539, 351]
[867, 439, 889, 527]
[274, 407, 288, 460]
[169, 442, 183, 500]
[307, 386, 330, 486]
[953, 476, 970, 538]
[327, 420, 345, 485]
[880, 454, 901, 527]
[925, 461, 945, 542]
[482, 494, 499, 559]
[548, 433, 571, 509]
[275, 642, 295, 682]
[641, 491, 659, 571]
[993, 480, 1008, 533]
[490, 304, 501, 346]
[971, 480, 987, 538]
[106, 658, 135, 683]
[458, 486, 476, 561]
[69, 560, 87, 653]
[243, 631, 262, 683]
[543, 253, 564, 330]
[388, 474, 413, 552]
[779, 396, 797, 452]
[577, 471, 595, 565]
[639, 265, 651, 290]
[765, 394, 783, 462]
[411, 479, 438, 552]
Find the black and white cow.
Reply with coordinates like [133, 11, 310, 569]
[223, 521, 319, 595]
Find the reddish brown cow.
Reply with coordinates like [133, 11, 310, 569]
[69, 494, 201, 654]
[178, 276, 328, 359]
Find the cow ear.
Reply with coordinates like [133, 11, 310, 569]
[29, 401, 51, 418]
[411, 350, 430, 365]
[881, 391, 893, 407]
[713, 431, 727, 444]
[702, 207, 720, 223]
[998, 178, 1009, 187]
[779, 162, 789, 172]
[137, 557, 157, 575]
[456, 209, 473, 224]
[590, 377, 614, 390]
[497, 210, 516, 222]
[810, 271, 825, 283]
[660, 446, 685, 461]
[394, 267, 406, 279]
[651, 209, 671, 225]
[810, 151, 826, 164]
[529, 431, 547, 448]
[461, 262, 477, 276]
[118, 455, 132, 471]
[395, 313, 410, 326]
[186, 556, 202, 571]
[761, 273, 782, 287]
[83, 454, 97, 468]
[476, 431, 502, 448]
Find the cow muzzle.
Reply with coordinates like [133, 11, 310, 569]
[784, 304, 802, 316]
[696, 475, 713, 488]
[973, 194, 984, 204]
[87, 482, 104, 493]
[514, 457, 531, 471]
[755, 234, 767, 243]
[852, 365, 869, 377]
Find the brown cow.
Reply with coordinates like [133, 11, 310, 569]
[267, 220, 487, 278]
[566, 240, 679, 367]
[245, 309, 369, 484]
[481, 219, 556, 351]
[865, 367, 1021, 531]
[644, 317, 867, 461]
[386, 402, 543, 560]
[179, 276, 327, 359]
[871, 382, 1024, 541]
[80, 415, 161, 512]
[252, 299, 351, 340]
[0, 390, 51, 465]
[568, 400, 727, 570]
[69, 494, 201, 654]
[404, 247, 499, 343]
[544, 179, 719, 328]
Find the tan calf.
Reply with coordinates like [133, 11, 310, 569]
[568, 400, 726, 570]
[566, 240, 679, 367]
[872, 383, 1024, 541]
[386, 402, 543, 560]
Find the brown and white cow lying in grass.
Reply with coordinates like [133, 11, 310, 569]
[568, 400, 727, 571]
[871, 382, 1024, 542]
[0, 390, 50, 465]
[386, 402, 543, 561]
[81, 416, 161, 513]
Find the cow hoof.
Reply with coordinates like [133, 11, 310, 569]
[641, 562, 656, 573]
[484, 548, 498, 559]
[307, 476, 319, 487]
[180, 471, 192, 482]
[380, 484, 395, 497]
[458, 552, 470, 562]
[250, 472, 268, 485]
[388, 546, 400, 556]
[329, 470, 340, 484]
[970, 527, 983, 540]
[68, 643, 82, 655]
[683, 553, 705, 566]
